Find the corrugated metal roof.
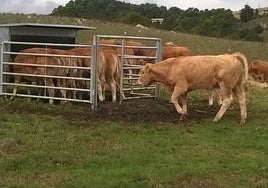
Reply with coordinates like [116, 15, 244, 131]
[0, 23, 96, 30]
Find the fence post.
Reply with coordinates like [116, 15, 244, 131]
[155, 39, 162, 100]
[119, 38, 125, 105]
[0, 42, 3, 95]
[91, 35, 98, 110]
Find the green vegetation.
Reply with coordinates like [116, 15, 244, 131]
[51, 0, 268, 42]
[1, 87, 268, 187]
[0, 13, 268, 187]
[240, 5, 257, 22]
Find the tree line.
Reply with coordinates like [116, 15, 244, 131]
[51, 0, 267, 42]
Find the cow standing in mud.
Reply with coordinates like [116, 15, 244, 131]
[138, 52, 248, 124]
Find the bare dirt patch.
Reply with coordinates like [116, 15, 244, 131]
[1, 97, 239, 125]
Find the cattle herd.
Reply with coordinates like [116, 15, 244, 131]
[7, 38, 268, 123]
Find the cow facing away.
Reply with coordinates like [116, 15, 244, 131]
[69, 47, 120, 102]
[138, 52, 248, 124]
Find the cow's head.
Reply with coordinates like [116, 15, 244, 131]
[248, 63, 256, 72]
[138, 63, 153, 86]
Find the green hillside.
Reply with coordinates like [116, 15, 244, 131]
[51, 0, 268, 42]
[1, 13, 268, 62]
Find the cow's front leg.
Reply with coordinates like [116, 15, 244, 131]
[46, 79, 55, 104]
[179, 93, 188, 120]
[170, 87, 187, 119]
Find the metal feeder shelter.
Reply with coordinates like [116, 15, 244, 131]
[0, 23, 98, 108]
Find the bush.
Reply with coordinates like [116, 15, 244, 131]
[239, 29, 263, 41]
[123, 12, 150, 26]
[255, 24, 264, 33]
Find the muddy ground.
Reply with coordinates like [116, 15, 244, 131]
[1, 95, 241, 125]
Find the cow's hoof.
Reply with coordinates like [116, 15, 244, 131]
[98, 96, 105, 102]
[60, 100, 67, 105]
[179, 114, 188, 121]
[213, 118, 219, 123]
[240, 119, 246, 124]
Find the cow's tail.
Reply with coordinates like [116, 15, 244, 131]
[115, 56, 121, 91]
[232, 52, 249, 90]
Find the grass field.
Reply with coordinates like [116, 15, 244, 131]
[1, 86, 268, 187]
[0, 13, 268, 187]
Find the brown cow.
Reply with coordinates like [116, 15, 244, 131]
[68, 47, 92, 100]
[32, 48, 75, 104]
[138, 52, 248, 124]
[162, 45, 191, 60]
[99, 49, 120, 102]
[122, 40, 145, 56]
[49, 48, 80, 101]
[69, 47, 120, 102]
[96, 39, 145, 57]
[12, 48, 80, 104]
[143, 44, 191, 63]
[248, 60, 268, 83]
[12, 48, 44, 99]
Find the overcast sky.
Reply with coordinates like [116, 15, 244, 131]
[0, 0, 268, 15]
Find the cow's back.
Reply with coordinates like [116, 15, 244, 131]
[162, 46, 191, 60]
[168, 55, 243, 90]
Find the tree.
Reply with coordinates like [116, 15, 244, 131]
[240, 5, 254, 22]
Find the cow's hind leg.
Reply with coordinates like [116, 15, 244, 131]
[233, 85, 247, 124]
[106, 76, 117, 102]
[110, 82, 117, 103]
[11, 75, 21, 100]
[213, 84, 233, 122]
[98, 78, 105, 102]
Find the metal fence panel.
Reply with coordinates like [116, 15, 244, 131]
[94, 35, 162, 104]
[0, 41, 97, 108]
[0, 35, 162, 108]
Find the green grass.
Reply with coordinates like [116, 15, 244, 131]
[1, 86, 268, 188]
[0, 13, 268, 187]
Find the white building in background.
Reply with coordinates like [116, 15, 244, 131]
[257, 7, 268, 16]
[151, 18, 164, 24]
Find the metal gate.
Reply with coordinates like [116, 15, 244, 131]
[0, 41, 98, 109]
[0, 35, 161, 108]
[94, 35, 162, 104]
